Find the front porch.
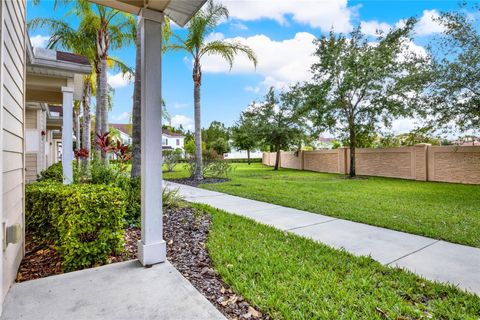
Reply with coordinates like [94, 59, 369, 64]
[2, 260, 224, 320]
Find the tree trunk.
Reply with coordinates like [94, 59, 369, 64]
[193, 60, 203, 180]
[74, 108, 80, 169]
[94, 62, 102, 158]
[274, 145, 280, 170]
[247, 149, 251, 165]
[99, 58, 109, 162]
[131, 26, 142, 178]
[349, 125, 356, 177]
[81, 81, 92, 169]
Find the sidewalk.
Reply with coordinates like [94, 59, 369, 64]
[165, 181, 480, 295]
[2, 260, 225, 320]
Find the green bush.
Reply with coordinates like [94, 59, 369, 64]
[26, 182, 126, 272]
[38, 162, 78, 183]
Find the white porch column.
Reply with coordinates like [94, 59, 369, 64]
[137, 8, 166, 266]
[61, 87, 74, 184]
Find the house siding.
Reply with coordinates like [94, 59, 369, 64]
[0, 0, 26, 307]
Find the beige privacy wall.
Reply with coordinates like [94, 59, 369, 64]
[263, 144, 480, 184]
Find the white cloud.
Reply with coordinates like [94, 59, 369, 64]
[172, 103, 189, 109]
[107, 72, 134, 89]
[231, 22, 248, 31]
[111, 112, 130, 122]
[30, 34, 50, 48]
[221, 0, 355, 33]
[171, 114, 194, 131]
[415, 9, 445, 36]
[205, 32, 225, 43]
[244, 85, 260, 93]
[360, 20, 391, 36]
[202, 32, 317, 89]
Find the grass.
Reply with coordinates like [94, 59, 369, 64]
[164, 163, 480, 248]
[198, 204, 480, 319]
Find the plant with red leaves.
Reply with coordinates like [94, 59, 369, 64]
[74, 148, 90, 160]
[95, 132, 113, 153]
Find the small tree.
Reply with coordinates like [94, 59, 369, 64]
[246, 87, 307, 170]
[231, 114, 258, 164]
[163, 148, 183, 172]
[210, 137, 230, 156]
[305, 20, 429, 177]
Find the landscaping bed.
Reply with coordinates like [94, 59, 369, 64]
[17, 206, 266, 320]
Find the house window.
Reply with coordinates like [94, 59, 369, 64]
[165, 138, 168, 145]
[176, 139, 180, 145]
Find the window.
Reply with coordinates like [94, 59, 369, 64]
[165, 138, 168, 145]
[176, 139, 180, 145]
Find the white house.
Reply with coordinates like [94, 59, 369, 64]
[110, 123, 185, 151]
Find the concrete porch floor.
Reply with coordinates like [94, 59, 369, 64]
[1, 260, 225, 320]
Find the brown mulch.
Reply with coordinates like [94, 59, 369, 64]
[168, 177, 230, 187]
[16, 207, 267, 320]
[164, 207, 269, 320]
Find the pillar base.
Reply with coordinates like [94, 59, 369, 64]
[137, 240, 166, 266]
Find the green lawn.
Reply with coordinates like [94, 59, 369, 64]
[200, 204, 480, 319]
[164, 163, 480, 248]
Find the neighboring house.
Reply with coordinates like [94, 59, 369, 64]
[224, 148, 263, 159]
[314, 136, 336, 149]
[25, 42, 91, 183]
[109, 123, 132, 145]
[110, 124, 185, 151]
[162, 129, 185, 151]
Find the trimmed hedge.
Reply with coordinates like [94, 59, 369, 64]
[38, 162, 78, 183]
[26, 182, 126, 272]
[223, 158, 262, 163]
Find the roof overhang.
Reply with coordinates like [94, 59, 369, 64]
[87, 0, 206, 27]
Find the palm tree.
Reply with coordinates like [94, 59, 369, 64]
[32, 0, 135, 162]
[166, 0, 257, 180]
[29, 8, 133, 164]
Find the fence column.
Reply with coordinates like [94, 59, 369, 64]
[414, 143, 431, 181]
[338, 147, 348, 174]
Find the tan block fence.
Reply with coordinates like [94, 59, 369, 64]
[262, 144, 480, 184]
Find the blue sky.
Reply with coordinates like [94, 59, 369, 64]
[28, 0, 462, 134]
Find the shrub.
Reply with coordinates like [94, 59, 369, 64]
[223, 158, 262, 163]
[187, 149, 233, 178]
[38, 162, 78, 183]
[26, 182, 126, 272]
[163, 148, 183, 172]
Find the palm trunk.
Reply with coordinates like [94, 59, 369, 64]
[81, 82, 92, 169]
[94, 63, 102, 158]
[274, 145, 280, 170]
[193, 60, 203, 180]
[247, 149, 251, 165]
[99, 58, 108, 162]
[74, 108, 80, 169]
[131, 25, 142, 178]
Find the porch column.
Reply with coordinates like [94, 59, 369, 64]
[137, 8, 166, 266]
[61, 87, 74, 184]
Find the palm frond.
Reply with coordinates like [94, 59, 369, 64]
[107, 56, 133, 75]
[201, 40, 258, 70]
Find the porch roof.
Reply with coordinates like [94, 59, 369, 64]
[87, 0, 206, 26]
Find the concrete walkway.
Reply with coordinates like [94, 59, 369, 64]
[2, 260, 225, 320]
[166, 181, 480, 295]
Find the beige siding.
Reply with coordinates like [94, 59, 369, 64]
[25, 153, 36, 183]
[1, 0, 26, 304]
[25, 108, 36, 129]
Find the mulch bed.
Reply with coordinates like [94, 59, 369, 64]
[16, 207, 267, 320]
[168, 177, 230, 187]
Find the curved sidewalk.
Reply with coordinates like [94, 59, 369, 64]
[166, 181, 480, 295]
